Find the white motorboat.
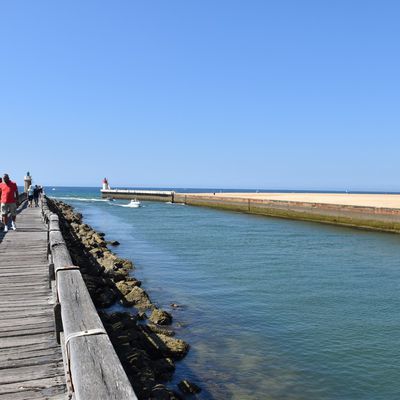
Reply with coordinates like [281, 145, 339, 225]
[126, 199, 141, 208]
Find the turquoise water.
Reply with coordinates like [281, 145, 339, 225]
[50, 187, 400, 399]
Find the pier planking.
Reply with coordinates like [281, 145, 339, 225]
[0, 204, 67, 399]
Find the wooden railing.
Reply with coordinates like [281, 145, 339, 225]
[41, 197, 138, 400]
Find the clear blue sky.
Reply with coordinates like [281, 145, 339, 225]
[1, 1, 399, 190]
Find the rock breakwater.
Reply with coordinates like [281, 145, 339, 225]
[47, 199, 194, 399]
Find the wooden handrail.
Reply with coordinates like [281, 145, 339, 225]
[42, 196, 138, 400]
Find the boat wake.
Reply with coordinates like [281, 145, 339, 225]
[114, 203, 143, 208]
[50, 196, 108, 203]
[111, 199, 142, 208]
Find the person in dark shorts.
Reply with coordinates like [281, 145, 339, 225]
[33, 185, 40, 207]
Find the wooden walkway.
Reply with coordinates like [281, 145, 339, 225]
[0, 204, 66, 399]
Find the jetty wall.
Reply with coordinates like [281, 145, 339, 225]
[173, 194, 400, 233]
[101, 189, 174, 202]
[99, 189, 400, 233]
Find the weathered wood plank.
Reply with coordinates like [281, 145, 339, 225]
[0, 313, 52, 321]
[0, 321, 54, 335]
[0, 352, 64, 370]
[0, 315, 52, 328]
[0, 389, 66, 400]
[0, 347, 59, 369]
[0, 333, 57, 349]
[0, 293, 51, 301]
[0, 362, 65, 384]
[0, 281, 49, 288]
[0, 325, 55, 338]
[0, 376, 66, 396]
[0, 341, 60, 356]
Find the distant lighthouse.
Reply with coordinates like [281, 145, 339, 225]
[102, 178, 110, 190]
[24, 172, 32, 193]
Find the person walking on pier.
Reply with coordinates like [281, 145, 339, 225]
[27, 184, 34, 207]
[0, 174, 19, 232]
[33, 185, 39, 207]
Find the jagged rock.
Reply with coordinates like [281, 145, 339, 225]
[107, 240, 120, 246]
[139, 326, 189, 359]
[94, 287, 118, 308]
[152, 358, 175, 381]
[89, 248, 103, 258]
[150, 384, 181, 399]
[147, 323, 175, 337]
[129, 366, 157, 399]
[117, 259, 133, 269]
[99, 257, 116, 270]
[126, 276, 141, 285]
[92, 233, 105, 244]
[137, 312, 147, 320]
[149, 309, 172, 325]
[120, 314, 138, 329]
[104, 268, 129, 282]
[116, 280, 141, 296]
[123, 286, 152, 308]
[178, 379, 201, 394]
[70, 222, 79, 230]
[156, 334, 189, 359]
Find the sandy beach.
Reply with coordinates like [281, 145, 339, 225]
[186, 193, 400, 209]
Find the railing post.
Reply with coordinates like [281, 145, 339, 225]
[54, 302, 63, 344]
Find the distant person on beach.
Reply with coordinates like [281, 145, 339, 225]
[28, 184, 35, 207]
[33, 185, 40, 207]
[0, 174, 19, 232]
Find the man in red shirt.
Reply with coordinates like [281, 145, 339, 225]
[0, 174, 19, 232]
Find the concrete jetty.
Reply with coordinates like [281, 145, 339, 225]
[102, 189, 400, 233]
[101, 189, 174, 202]
[177, 192, 400, 233]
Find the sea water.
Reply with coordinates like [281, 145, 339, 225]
[50, 187, 400, 399]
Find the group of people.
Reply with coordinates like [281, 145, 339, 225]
[27, 184, 42, 208]
[0, 174, 44, 233]
[0, 174, 19, 233]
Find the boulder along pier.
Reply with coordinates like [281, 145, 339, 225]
[101, 189, 400, 233]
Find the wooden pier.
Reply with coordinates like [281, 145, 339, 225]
[0, 203, 66, 399]
[0, 199, 137, 399]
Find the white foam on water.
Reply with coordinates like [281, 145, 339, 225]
[114, 204, 142, 208]
[50, 196, 107, 203]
